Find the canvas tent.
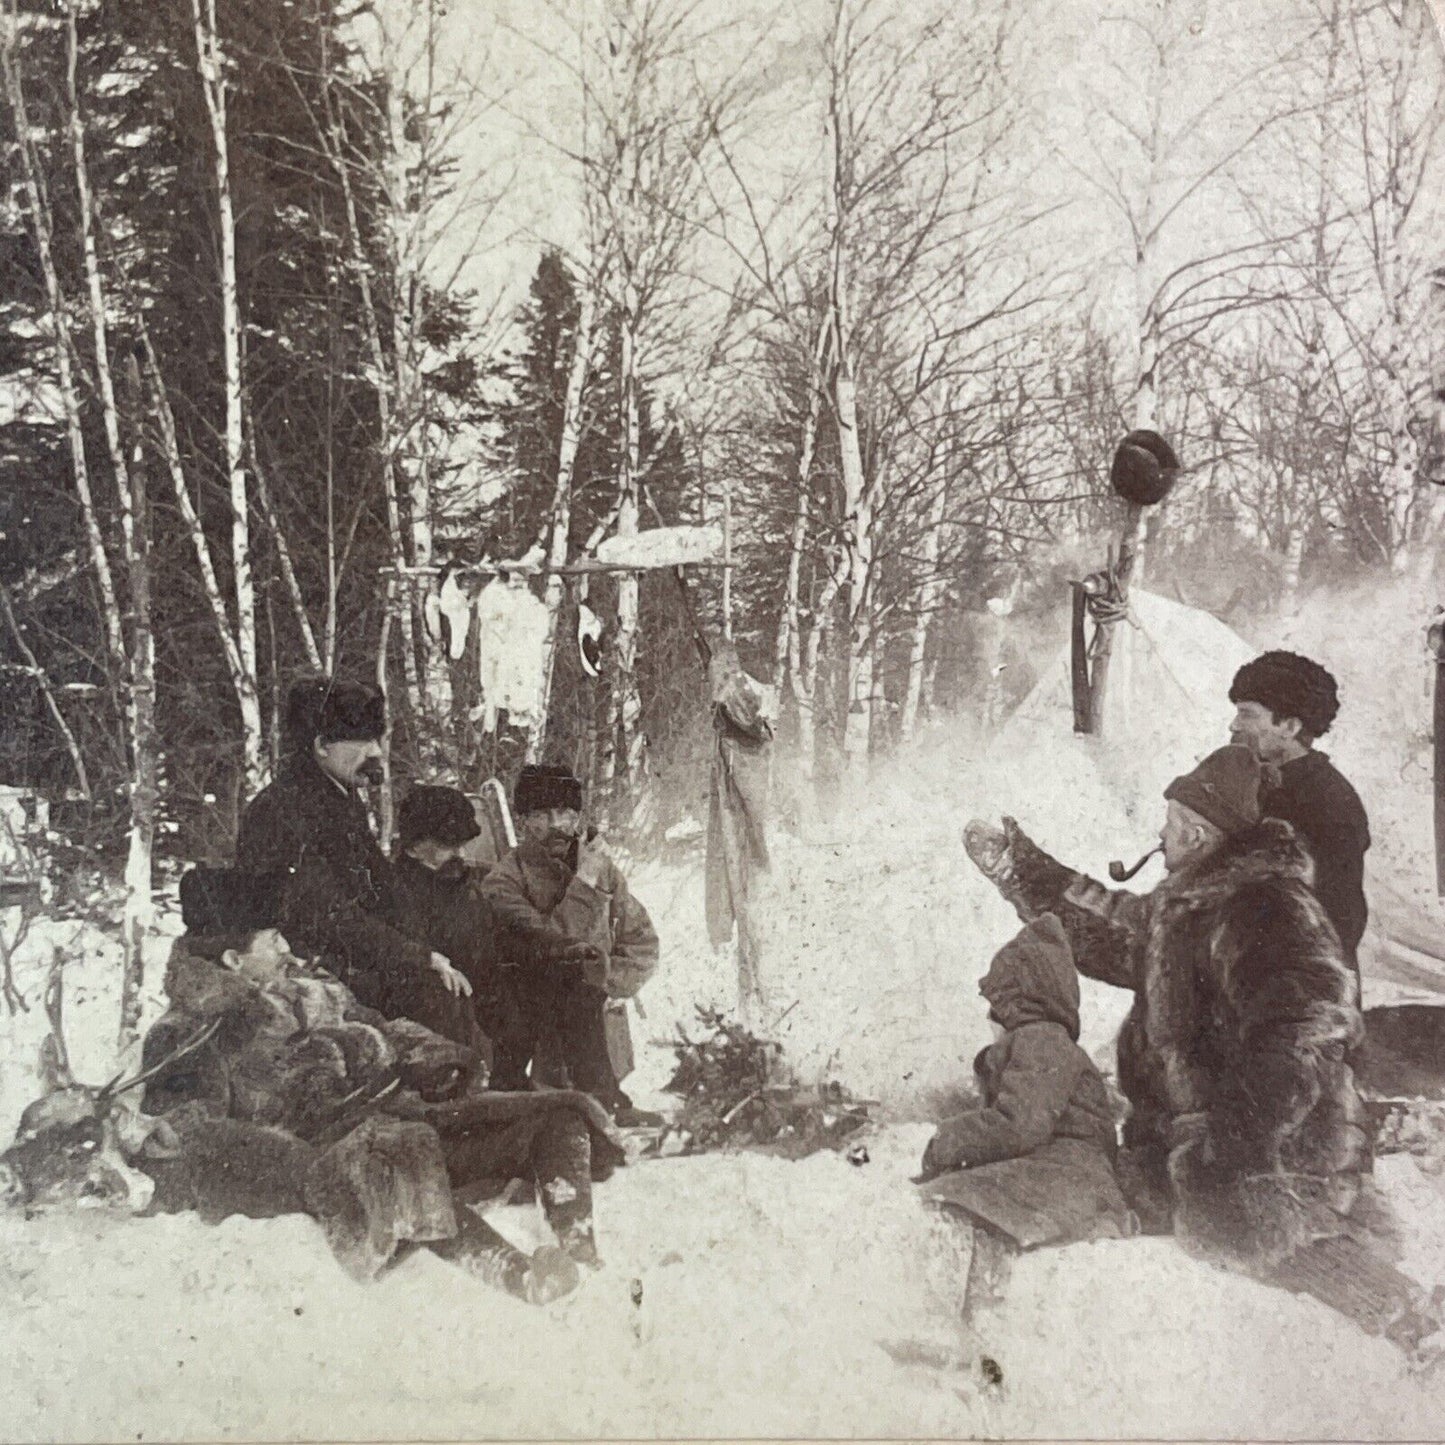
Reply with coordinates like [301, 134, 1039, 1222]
[981, 590, 1445, 1008]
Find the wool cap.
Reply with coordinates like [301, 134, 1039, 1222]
[1228, 650, 1340, 739]
[1110, 429, 1179, 506]
[513, 762, 584, 816]
[397, 785, 482, 849]
[1164, 745, 1266, 837]
[283, 676, 386, 752]
[179, 865, 288, 935]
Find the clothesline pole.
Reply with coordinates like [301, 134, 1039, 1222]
[380, 561, 736, 581]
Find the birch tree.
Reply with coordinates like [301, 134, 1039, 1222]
[191, 0, 263, 792]
[808, 0, 1034, 769]
[3, 3, 157, 1055]
[537, 0, 756, 814]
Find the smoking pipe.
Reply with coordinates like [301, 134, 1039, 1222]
[1108, 846, 1162, 882]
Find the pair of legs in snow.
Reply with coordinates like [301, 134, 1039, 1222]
[501, 968, 659, 1126]
[405, 1105, 608, 1301]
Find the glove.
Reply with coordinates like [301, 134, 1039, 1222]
[965, 813, 1035, 876]
[559, 940, 603, 964]
[919, 1119, 972, 1181]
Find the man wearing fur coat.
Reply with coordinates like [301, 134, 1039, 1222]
[965, 746, 1428, 1346]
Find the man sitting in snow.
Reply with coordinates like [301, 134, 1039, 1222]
[483, 764, 663, 1127]
[964, 747, 1429, 1347]
[138, 865, 624, 1291]
[915, 914, 1133, 1315]
[235, 677, 475, 1044]
[391, 784, 532, 1090]
[1227, 650, 1370, 984]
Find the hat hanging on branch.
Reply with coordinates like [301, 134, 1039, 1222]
[1110, 429, 1180, 506]
[1070, 428, 1181, 739]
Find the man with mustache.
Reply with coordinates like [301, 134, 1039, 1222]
[235, 677, 472, 1033]
[483, 764, 662, 1125]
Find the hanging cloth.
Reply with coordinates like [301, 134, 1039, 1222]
[473, 576, 551, 734]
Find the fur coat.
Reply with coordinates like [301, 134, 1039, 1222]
[996, 818, 1370, 1271]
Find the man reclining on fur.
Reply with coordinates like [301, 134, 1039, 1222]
[134, 866, 625, 1297]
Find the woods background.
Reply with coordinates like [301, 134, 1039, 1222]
[1, 0, 1442, 890]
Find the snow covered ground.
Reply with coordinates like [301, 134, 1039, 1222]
[3, 1112, 1445, 1441]
[5, 579, 1445, 1440]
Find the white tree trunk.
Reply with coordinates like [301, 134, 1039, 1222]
[775, 488, 809, 690]
[773, 323, 828, 696]
[826, 25, 873, 776]
[1, 37, 125, 683]
[610, 306, 648, 810]
[141, 336, 248, 690]
[247, 427, 322, 671]
[116, 354, 156, 1063]
[527, 286, 596, 764]
[836, 373, 874, 771]
[1280, 517, 1306, 615]
[192, 0, 262, 792]
[60, 11, 153, 1057]
[899, 479, 948, 740]
[795, 571, 842, 782]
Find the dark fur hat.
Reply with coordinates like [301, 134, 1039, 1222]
[283, 676, 386, 753]
[1110, 429, 1179, 506]
[397, 786, 482, 849]
[179, 866, 289, 935]
[513, 763, 583, 816]
[1229, 651, 1340, 739]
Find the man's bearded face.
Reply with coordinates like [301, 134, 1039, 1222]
[407, 839, 470, 881]
[314, 736, 384, 789]
[520, 807, 582, 858]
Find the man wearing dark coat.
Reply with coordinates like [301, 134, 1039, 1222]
[391, 785, 532, 1089]
[234, 677, 473, 1042]
[965, 747, 1428, 1346]
[1228, 650, 1371, 981]
[482, 764, 662, 1126]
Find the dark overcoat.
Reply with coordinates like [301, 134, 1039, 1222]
[235, 754, 433, 1017]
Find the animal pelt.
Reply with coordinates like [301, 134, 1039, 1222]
[1001, 818, 1369, 1270]
[1137, 823, 1366, 1183]
[140, 1104, 317, 1224]
[0, 1088, 140, 1210]
[143, 944, 479, 1138]
[303, 1116, 457, 1280]
[381, 1017, 475, 1101]
[1168, 1152, 1360, 1273]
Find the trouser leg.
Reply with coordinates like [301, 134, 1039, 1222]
[530, 1109, 598, 1265]
[553, 982, 620, 1108]
[476, 975, 533, 1091]
[436, 1105, 600, 1265]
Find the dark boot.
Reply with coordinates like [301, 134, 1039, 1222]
[429, 1207, 580, 1302]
